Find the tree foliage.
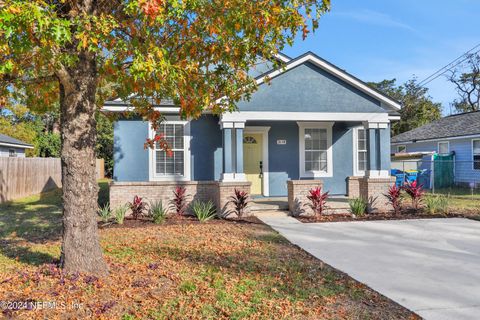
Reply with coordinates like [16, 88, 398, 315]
[0, 0, 330, 120]
[0, 0, 330, 275]
[447, 53, 480, 113]
[368, 78, 442, 136]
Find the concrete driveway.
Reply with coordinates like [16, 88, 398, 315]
[258, 213, 480, 320]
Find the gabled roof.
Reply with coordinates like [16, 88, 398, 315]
[103, 51, 401, 113]
[253, 52, 401, 112]
[0, 133, 34, 149]
[391, 111, 480, 144]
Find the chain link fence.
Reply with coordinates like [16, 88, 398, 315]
[391, 159, 480, 198]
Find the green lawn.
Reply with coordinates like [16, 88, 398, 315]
[426, 187, 480, 215]
[0, 181, 415, 319]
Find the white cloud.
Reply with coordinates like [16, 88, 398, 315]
[334, 9, 415, 32]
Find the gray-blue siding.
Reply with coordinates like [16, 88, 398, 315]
[114, 117, 392, 196]
[113, 115, 223, 182]
[397, 139, 479, 183]
[237, 62, 386, 113]
[247, 121, 376, 196]
[0, 146, 26, 157]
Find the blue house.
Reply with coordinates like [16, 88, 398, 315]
[0, 133, 33, 157]
[391, 111, 480, 188]
[106, 52, 401, 214]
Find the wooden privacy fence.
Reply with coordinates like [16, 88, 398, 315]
[0, 157, 105, 203]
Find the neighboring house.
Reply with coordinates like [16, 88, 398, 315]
[391, 111, 480, 187]
[0, 133, 33, 157]
[105, 52, 401, 213]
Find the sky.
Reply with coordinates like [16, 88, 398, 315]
[282, 0, 480, 115]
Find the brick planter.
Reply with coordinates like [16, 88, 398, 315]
[287, 180, 324, 216]
[109, 180, 251, 217]
[347, 176, 361, 199]
[356, 177, 396, 213]
[215, 181, 252, 218]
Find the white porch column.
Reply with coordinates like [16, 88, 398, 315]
[363, 122, 390, 178]
[220, 120, 246, 182]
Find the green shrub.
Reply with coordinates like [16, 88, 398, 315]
[425, 195, 450, 214]
[191, 200, 216, 222]
[114, 205, 128, 224]
[150, 200, 168, 224]
[98, 203, 111, 223]
[348, 197, 367, 217]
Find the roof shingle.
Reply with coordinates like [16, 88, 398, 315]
[391, 111, 480, 143]
[0, 133, 33, 148]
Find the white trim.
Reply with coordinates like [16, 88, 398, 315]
[437, 141, 450, 154]
[0, 142, 34, 149]
[363, 121, 389, 129]
[244, 126, 270, 196]
[253, 54, 401, 110]
[220, 122, 234, 129]
[274, 53, 291, 63]
[473, 139, 480, 171]
[298, 122, 334, 178]
[222, 111, 390, 123]
[391, 133, 480, 145]
[352, 127, 367, 177]
[367, 170, 390, 178]
[220, 173, 235, 181]
[148, 120, 191, 182]
[103, 106, 181, 113]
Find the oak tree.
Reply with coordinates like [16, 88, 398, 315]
[0, 0, 330, 275]
[447, 53, 480, 113]
[368, 78, 442, 136]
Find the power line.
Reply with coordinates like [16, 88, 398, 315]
[417, 43, 480, 87]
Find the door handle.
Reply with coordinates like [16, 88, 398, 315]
[259, 161, 263, 178]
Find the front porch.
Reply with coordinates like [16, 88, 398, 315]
[218, 111, 393, 197]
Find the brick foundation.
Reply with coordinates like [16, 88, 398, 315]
[287, 180, 324, 216]
[215, 181, 252, 217]
[353, 177, 396, 213]
[109, 180, 251, 217]
[347, 177, 361, 199]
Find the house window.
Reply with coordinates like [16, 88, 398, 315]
[298, 122, 333, 177]
[8, 149, 16, 157]
[396, 145, 406, 153]
[150, 121, 190, 180]
[353, 128, 367, 175]
[473, 139, 480, 170]
[438, 141, 449, 154]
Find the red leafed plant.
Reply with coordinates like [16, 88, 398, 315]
[403, 181, 425, 211]
[228, 189, 249, 218]
[385, 184, 402, 215]
[129, 195, 148, 220]
[172, 186, 188, 215]
[307, 187, 329, 216]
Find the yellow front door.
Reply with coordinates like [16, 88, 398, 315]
[243, 133, 263, 195]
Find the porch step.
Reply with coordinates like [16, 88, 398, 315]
[250, 198, 351, 214]
[250, 199, 289, 212]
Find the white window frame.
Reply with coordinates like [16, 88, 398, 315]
[8, 149, 17, 157]
[148, 121, 191, 181]
[438, 141, 449, 154]
[473, 139, 480, 171]
[353, 127, 367, 176]
[298, 122, 333, 178]
[396, 145, 407, 153]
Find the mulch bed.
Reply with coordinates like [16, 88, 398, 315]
[98, 215, 263, 229]
[295, 210, 466, 223]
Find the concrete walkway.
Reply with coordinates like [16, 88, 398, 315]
[257, 212, 480, 320]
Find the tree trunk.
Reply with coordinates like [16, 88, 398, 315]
[59, 48, 108, 276]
